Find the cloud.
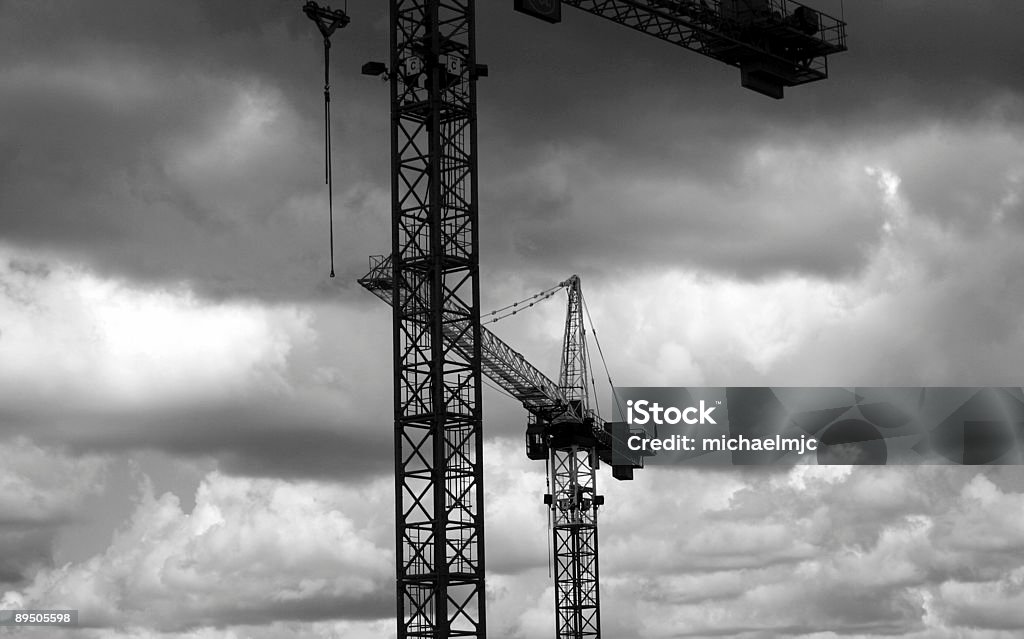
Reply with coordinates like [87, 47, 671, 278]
[0, 438, 108, 585]
[936, 568, 1024, 632]
[2, 471, 394, 633]
[0, 443, 566, 638]
[482, 439, 552, 576]
[6, 443, 1024, 638]
[0, 247, 393, 479]
[483, 138, 881, 279]
[482, 118, 1024, 286]
[0, 248, 312, 406]
[0, 1, 389, 301]
[487, 130, 1024, 389]
[4, 2, 1024, 301]
[550, 466, 1024, 638]
[0, 438, 108, 525]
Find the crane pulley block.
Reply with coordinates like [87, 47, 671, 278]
[302, 1, 350, 39]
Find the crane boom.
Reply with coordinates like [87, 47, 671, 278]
[531, 0, 847, 98]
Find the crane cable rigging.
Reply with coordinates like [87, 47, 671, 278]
[486, 277, 620, 418]
[303, 1, 350, 278]
[485, 276, 647, 468]
[484, 282, 564, 325]
[582, 293, 623, 420]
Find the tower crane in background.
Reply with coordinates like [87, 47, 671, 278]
[359, 258, 639, 638]
[304, 1, 847, 637]
[542, 274, 609, 638]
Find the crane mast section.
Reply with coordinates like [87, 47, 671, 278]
[389, 1, 486, 637]
[550, 448, 600, 638]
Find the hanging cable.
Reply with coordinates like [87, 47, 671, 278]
[303, 1, 350, 279]
[323, 37, 335, 278]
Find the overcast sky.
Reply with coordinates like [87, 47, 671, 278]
[2, 1, 1024, 637]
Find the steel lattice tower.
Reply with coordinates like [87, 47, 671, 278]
[390, 1, 486, 637]
[551, 451, 600, 638]
[550, 276, 601, 638]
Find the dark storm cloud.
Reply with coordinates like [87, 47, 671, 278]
[0, 247, 536, 485]
[0, 438, 108, 588]
[4, 1, 1024, 299]
[480, 0, 1024, 141]
[0, 527, 56, 585]
[117, 593, 393, 632]
[0, 362, 530, 485]
[474, 1, 1024, 280]
[2, 400, 392, 481]
[0, 0, 390, 301]
[482, 139, 888, 279]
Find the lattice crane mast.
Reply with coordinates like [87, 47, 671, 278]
[545, 275, 604, 639]
[306, 2, 847, 637]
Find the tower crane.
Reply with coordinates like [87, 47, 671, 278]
[303, 1, 847, 637]
[359, 258, 639, 639]
[544, 274, 607, 638]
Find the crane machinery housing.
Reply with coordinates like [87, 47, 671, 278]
[304, 1, 847, 637]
